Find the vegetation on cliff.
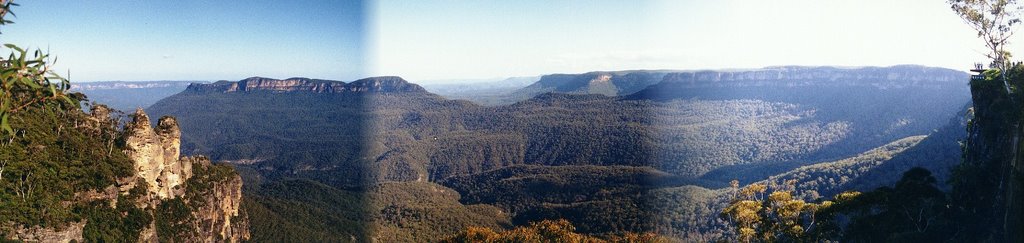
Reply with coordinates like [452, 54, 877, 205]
[721, 167, 953, 242]
[440, 219, 667, 243]
[155, 159, 244, 241]
[954, 62, 1024, 241]
[0, 1, 137, 237]
[242, 179, 510, 242]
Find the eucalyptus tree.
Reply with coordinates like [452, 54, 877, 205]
[949, 0, 1022, 92]
[0, 0, 75, 136]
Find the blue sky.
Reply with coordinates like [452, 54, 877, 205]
[375, 0, 1017, 82]
[3, 0, 368, 82]
[1, 1, 1017, 83]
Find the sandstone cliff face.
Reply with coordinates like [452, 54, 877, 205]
[186, 76, 427, 94]
[187, 170, 250, 242]
[124, 108, 191, 200]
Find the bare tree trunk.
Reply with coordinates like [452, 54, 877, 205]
[16, 171, 33, 201]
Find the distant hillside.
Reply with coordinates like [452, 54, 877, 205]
[501, 71, 668, 104]
[761, 135, 927, 199]
[844, 104, 968, 191]
[639, 65, 970, 182]
[631, 65, 964, 95]
[148, 76, 446, 182]
[73, 81, 201, 111]
[423, 76, 538, 106]
[743, 105, 969, 201]
[494, 65, 968, 106]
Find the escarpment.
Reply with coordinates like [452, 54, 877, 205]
[185, 76, 427, 94]
[956, 66, 1024, 242]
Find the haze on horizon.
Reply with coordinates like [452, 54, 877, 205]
[3, 0, 1019, 83]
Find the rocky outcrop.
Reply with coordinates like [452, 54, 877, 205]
[187, 170, 250, 242]
[4, 103, 248, 242]
[186, 76, 427, 94]
[124, 108, 192, 200]
[5, 221, 86, 243]
[122, 109, 250, 242]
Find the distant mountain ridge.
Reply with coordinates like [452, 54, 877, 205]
[644, 65, 966, 90]
[494, 65, 967, 105]
[73, 81, 203, 111]
[508, 71, 667, 100]
[72, 81, 199, 91]
[185, 76, 427, 94]
[423, 76, 539, 106]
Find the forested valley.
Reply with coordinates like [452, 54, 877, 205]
[139, 65, 983, 241]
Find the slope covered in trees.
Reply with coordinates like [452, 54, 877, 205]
[759, 136, 926, 200]
[440, 219, 667, 243]
[243, 179, 510, 242]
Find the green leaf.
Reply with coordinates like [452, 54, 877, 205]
[3, 43, 21, 52]
[61, 95, 73, 105]
[1, 113, 12, 135]
[20, 76, 40, 89]
[0, 68, 16, 76]
[17, 51, 25, 66]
